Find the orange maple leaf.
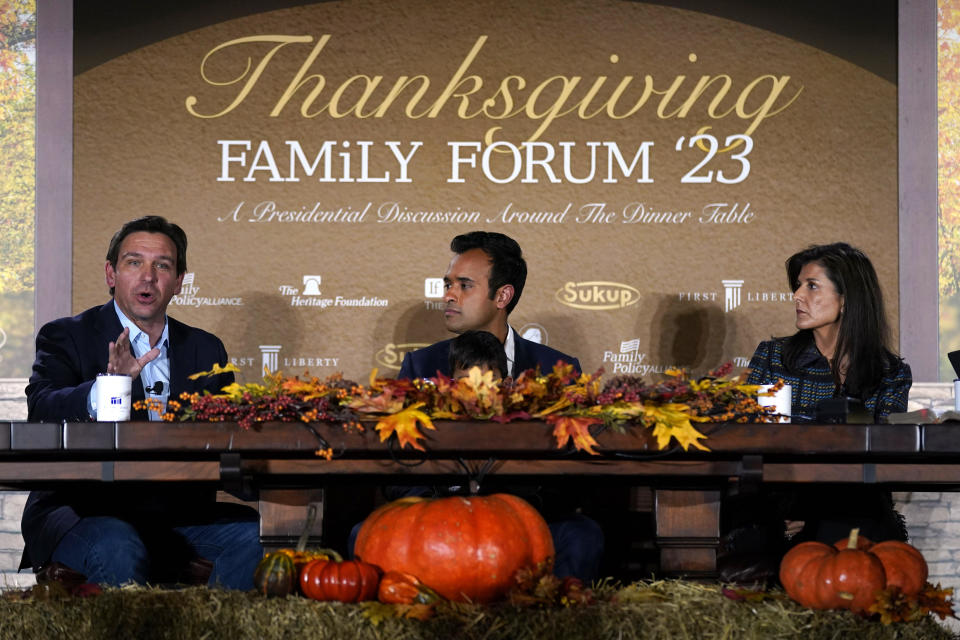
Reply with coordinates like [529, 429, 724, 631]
[348, 387, 406, 414]
[374, 402, 436, 451]
[548, 415, 602, 455]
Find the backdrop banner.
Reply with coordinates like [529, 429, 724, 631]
[72, 0, 897, 382]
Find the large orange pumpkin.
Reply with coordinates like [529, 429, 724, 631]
[779, 529, 886, 612]
[354, 494, 554, 603]
[831, 535, 928, 596]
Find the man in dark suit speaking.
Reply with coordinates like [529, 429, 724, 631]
[395, 231, 602, 581]
[398, 231, 581, 379]
[22, 216, 262, 589]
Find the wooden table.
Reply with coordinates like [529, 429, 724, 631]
[2, 420, 958, 577]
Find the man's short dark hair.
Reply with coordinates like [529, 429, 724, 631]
[450, 231, 526, 314]
[105, 216, 188, 295]
[449, 330, 508, 378]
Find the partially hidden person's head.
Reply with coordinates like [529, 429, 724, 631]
[443, 231, 527, 336]
[104, 216, 188, 326]
[449, 330, 509, 380]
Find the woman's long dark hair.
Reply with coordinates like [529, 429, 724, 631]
[782, 242, 901, 397]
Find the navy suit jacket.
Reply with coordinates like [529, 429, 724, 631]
[397, 328, 581, 379]
[21, 302, 235, 571]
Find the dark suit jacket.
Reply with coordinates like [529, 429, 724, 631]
[21, 302, 236, 571]
[392, 329, 584, 517]
[397, 328, 581, 379]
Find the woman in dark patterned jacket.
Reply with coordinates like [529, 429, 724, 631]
[722, 244, 911, 580]
[746, 242, 911, 423]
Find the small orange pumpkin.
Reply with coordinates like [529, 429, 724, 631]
[378, 571, 442, 605]
[780, 528, 886, 612]
[354, 494, 554, 603]
[299, 550, 381, 603]
[831, 534, 928, 596]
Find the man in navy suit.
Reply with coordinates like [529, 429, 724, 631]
[393, 231, 602, 581]
[22, 216, 262, 589]
[398, 231, 581, 379]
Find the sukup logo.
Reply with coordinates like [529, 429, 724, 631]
[555, 281, 640, 310]
[375, 342, 431, 371]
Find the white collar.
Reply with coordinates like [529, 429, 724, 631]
[113, 300, 169, 351]
[504, 325, 516, 376]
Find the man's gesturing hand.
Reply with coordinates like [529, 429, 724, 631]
[107, 327, 160, 378]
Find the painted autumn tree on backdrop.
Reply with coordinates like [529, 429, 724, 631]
[0, 0, 35, 378]
[940, 2, 960, 378]
[0, 0, 34, 294]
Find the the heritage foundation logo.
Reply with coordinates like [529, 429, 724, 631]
[601, 338, 675, 375]
[259, 344, 339, 372]
[375, 342, 432, 371]
[170, 273, 244, 307]
[302, 275, 322, 295]
[278, 274, 389, 309]
[556, 281, 640, 310]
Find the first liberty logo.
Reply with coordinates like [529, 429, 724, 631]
[722, 280, 744, 313]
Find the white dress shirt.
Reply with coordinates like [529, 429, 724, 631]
[88, 301, 171, 420]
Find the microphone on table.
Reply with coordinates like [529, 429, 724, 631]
[145, 381, 165, 395]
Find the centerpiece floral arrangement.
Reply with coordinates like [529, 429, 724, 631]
[137, 361, 778, 455]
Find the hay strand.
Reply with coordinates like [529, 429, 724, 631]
[0, 580, 953, 640]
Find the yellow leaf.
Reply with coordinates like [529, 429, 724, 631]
[375, 402, 436, 451]
[216, 381, 267, 401]
[645, 403, 710, 451]
[430, 409, 464, 420]
[187, 362, 241, 380]
[533, 397, 572, 417]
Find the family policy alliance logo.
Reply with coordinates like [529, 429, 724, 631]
[258, 344, 340, 372]
[677, 279, 791, 312]
[555, 281, 641, 310]
[601, 338, 674, 375]
[278, 274, 389, 309]
[170, 273, 244, 307]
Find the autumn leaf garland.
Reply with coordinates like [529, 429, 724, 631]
[138, 362, 779, 454]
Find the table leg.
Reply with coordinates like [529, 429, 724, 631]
[654, 488, 721, 578]
[258, 488, 324, 553]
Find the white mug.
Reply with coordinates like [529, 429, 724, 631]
[757, 383, 791, 423]
[95, 374, 133, 421]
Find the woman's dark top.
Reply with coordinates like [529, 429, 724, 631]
[722, 336, 913, 557]
[746, 338, 912, 423]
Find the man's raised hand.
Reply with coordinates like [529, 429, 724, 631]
[107, 327, 159, 378]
